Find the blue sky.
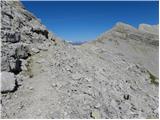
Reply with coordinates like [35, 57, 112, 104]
[22, 1, 158, 42]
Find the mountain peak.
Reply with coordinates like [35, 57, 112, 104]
[139, 23, 159, 35]
[113, 22, 137, 32]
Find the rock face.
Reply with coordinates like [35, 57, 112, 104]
[139, 24, 159, 35]
[1, 0, 55, 74]
[94, 22, 159, 76]
[1, 1, 159, 119]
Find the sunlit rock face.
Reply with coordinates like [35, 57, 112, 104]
[139, 24, 159, 35]
[1, 0, 58, 74]
[93, 22, 159, 76]
[1, 1, 159, 119]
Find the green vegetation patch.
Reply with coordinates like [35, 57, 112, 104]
[147, 70, 159, 85]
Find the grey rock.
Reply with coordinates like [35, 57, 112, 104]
[9, 59, 22, 74]
[9, 57, 16, 70]
[28, 87, 33, 90]
[30, 47, 40, 55]
[37, 44, 48, 51]
[1, 72, 17, 93]
[72, 72, 82, 80]
[5, 31, 21, 43]
[90, 109, 101, 119]
[31, 25, 49, 39]
[1, 56, 10, 71]
[15, 44, 30, 59]
[20, 59, 28, 71]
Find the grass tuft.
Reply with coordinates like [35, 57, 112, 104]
[147, 70, 158, 85]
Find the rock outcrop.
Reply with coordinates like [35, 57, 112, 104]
[1, 0, 56, 74]
[1, 1, 159, 119]
[1, 0, 58, 90]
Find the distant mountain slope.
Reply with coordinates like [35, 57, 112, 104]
[82, 22, 159, 77]
[139, 24, 159, 35]
[1, 1, 159, 119]
[68, 41, 87, 45]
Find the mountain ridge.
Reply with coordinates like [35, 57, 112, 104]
[1, 1, 159, 119]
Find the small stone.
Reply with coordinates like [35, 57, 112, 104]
[95, 103, 101, 108]
[58, 101, 61, 104]
[90, 109, 101, 119]
[65, 65, 72, 72]
[85, 77, 92, 82]
[5, 94, 11, 100]
[31, 48, 40, 54]
[64, 112, 67, 116]
[36, 59, 45, 64]
[124, 94, 130, 100]
[36, 109, 42, 116]
[28, 87, 33, 90]
[18, 104, 24, 109]
[20, 59, 28, 71]
[37, 45, 48, 51]
[51, 83, 57, 88]
[72, 72, 82, 80]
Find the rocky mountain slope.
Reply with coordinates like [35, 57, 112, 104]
[83, 22, 159, 77]
[1, 1, 159, 119]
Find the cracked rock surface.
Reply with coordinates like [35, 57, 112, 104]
[1, 1, 159, 119]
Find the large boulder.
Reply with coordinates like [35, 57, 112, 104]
[1, 72, 17, 93]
